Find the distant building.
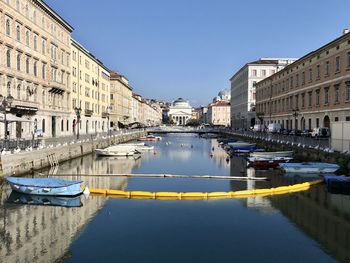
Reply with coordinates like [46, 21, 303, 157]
[208, 101, 231, 126]
[230, 58, 297, 130]
[256, 31, 350, 132]
[110, 71, 132, 128]
[168, 98, 193, 125]
[213, 88, 231, 102]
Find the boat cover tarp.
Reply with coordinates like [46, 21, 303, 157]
[6, 177, 82, 188]
[324, 175, 350, 183]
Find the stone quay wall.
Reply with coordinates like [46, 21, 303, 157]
[1, 131, 146, 177]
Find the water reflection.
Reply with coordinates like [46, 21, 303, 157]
[7, 192, 82, 207]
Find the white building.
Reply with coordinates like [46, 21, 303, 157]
[230, 58, 297, 130]
[168, 98, 193, 125]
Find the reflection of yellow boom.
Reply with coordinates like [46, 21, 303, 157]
[89, 179, 324, 201]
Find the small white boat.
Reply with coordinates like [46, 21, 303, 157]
[227, 141, 252, 146]
[279, 162, 340, 174]
[95, 145, 140, 157]
[250, 151, 293, 158]
[122, 142, 154, 151]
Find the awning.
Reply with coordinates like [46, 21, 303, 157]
[0, 114, 33, 123]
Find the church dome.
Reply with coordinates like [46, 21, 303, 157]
[172, 98, 191, 108]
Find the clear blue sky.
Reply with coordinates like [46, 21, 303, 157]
[46, 0, 350, 107]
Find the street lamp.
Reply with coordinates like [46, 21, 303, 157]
[0, 94, 14, 149]
[292, 108, 299, 132]
[74, 107, 81, 140]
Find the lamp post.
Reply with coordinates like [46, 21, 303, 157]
[74, 107, 81, 140]
[0, 94, 14, 149]
[292, 108, 299, 133]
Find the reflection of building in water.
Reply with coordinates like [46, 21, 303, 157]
[55, 154, 142, 189]
[0, 190, 105, 263]
[270, 187, 350, 263]
[210, 140, 230, 169]
[245, 168, 274, 211]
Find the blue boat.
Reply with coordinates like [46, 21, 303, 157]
[7, 192, 83, 207]
[6, 177, 84, 196]
[279, 162, 339, 174]
[230, 144, 257, 152]
[324, 175, 350, 195]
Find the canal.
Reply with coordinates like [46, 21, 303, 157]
[1, 133, 350, 262]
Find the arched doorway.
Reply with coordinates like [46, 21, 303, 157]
[323, 115, 330, 128]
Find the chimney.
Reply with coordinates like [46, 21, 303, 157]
[343, 28, 349, 35]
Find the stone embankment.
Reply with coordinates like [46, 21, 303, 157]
[0, 131, 146, 177]
[223, 132, 350, 174]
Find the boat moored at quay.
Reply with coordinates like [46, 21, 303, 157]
[280, 162, 340, 174]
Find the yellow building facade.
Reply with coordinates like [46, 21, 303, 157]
[70, 39, 110, 136]
[110, 71, 132, 129]
[0, 0, 73, 139]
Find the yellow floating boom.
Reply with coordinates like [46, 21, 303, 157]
[88, 179, 324, 201]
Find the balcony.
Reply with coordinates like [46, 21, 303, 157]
[85, 109, 93, 117]
[102, 112, 109, 118]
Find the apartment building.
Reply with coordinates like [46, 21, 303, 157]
[208, 100, 231, 127]
[110, 71, 132, 129]
[70, 39, 110, 136]
[0, 0, 73, 139]
[256, 30, 350, 131]
[230, 58, 297, 130]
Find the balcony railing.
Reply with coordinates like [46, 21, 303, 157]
[102, 112, 109, 118]
[85, 109, 93, 117]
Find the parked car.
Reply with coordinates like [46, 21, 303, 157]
[311, 127, 330, 138]
[301, 129, 312, 137]
[253, 124, 265, 132]
[289, 130, 302, 136]
[267, 123, 282, 133]
[282, 129, 292, 135]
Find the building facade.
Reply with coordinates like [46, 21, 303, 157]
[70, 39, 110, 136]
[230, 58, 297, 130]
[110, 71, 132, 129]
[168, 98, 193, 126]
[0, 0, 73, 139]
[208, 100, 231, 126]
[256, 31, 350, 132]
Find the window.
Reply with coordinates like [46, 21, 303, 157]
[296, 74, 299, 87]
[308, 91, 312, 107]
[309, 68, 312, 82]
[25, 4, 29, 18]
[325, 61, 329, 75]
[301, 93, 305, 108]
[42, 39, 46, 55]
[346, 116, 350, 121]
[251, 69, 257, 77]
[347, 82, 350, 101]
[6, 19, 11, 36]
[6, 49, 11, 67]
[33, 10, 37, 24]
[42, 64, 46, 79]
[270, 70, 275, 75]
[33, 35, 38, 51]
[26, 57, 30, 74]
[42, 119, 45, 133]
[316, 65, 320, 79]
[335, 117, 339, 122]
[261, 69, 266, 76]
[316, 90, 320, 106]
[316, 118, 319, 128]
[348, 52, 350, 68]
[324, 87, 329, 104]
[16, 0, 20, 10]
[302, 71, 305, 84]
[33, 61, 37, 76]
[335, 56, 340, 72]
[17, 54, 21, 71]
[16, 25, 20, 41]
[334, 85, 340, 103]
[26, 31, 30, 46]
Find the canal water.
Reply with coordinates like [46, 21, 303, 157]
[1, 133, 350, 262]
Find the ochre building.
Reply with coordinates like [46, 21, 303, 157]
[256, 31, 350, 131]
